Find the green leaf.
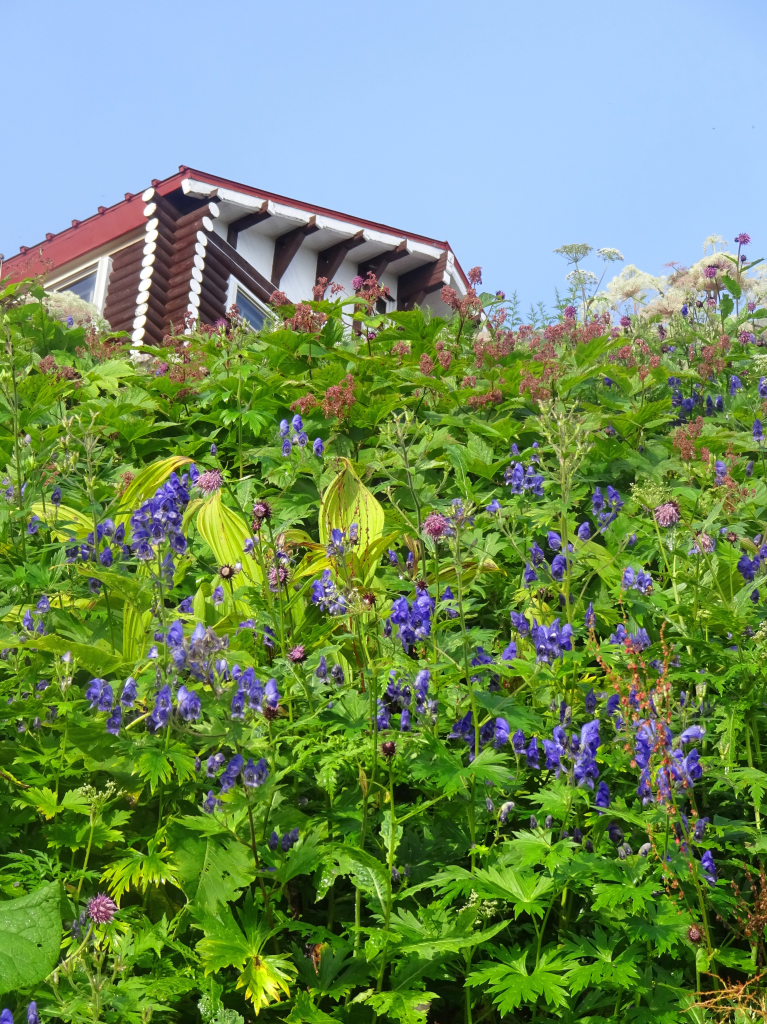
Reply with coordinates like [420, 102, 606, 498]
[0, 882, 63, 995]
[721, 274, 742, 299]
[28, 502, 93, 541]
[286, 992, 338, 1023]
[136, 746, 174, 791]
[329, 844, 390, 913]
[365, 989, 437, 1024]
[30, 635, 124, 676]
[466, 946, 572, 1015]
[318, 458, 384, 548]
[719, 294, 734, 318]
[168, 827, 256, 913]
[275, 832, 324, 884]
[115, 455, 193, 527]
[195, 491, 260, 584]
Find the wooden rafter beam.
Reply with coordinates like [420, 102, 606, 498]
[315, 230, 365, 288]
[396, 252, 449, 310]
[357, 239, 408, 281]
[204, 232, 279, 304]
[271, 215, 319, 285]
[226, 201, 271, 247]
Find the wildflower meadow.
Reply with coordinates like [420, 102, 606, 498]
[2, 237, 767, 1023]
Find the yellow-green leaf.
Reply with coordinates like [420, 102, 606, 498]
[195, 491, 259, 583]
[115, 455, 193, 527]
[318, 459, 384, 549]
[29, 502, 93, 541]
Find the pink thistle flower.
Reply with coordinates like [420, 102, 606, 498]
[423, 512, 450, 539]
[87, 893, 117, 924]
[703, 266, 718, 280]
[564, 305, 576, 319]
[351, 275, 364, 291]
[288, 644, 306, 662]
[748, 301, 756, 312]
[196, 470, 223, 497]
[619, 315, 631, 328]
[735, 233, 751, 246]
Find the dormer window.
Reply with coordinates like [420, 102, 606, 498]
[235, 287, 268, 330]
[56, 267, 98, 303]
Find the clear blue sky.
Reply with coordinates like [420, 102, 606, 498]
[3, 0, 765, 314]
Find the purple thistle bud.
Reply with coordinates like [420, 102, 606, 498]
[87, 893, 117, 924]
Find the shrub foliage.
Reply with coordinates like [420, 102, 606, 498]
[2, 256, 767, 1023]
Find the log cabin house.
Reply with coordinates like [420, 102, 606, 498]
[2, 166, 469, 345]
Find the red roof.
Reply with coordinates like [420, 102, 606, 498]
[2, 166, 467, 288]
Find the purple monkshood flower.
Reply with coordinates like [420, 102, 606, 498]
[242, 757, 269, 787]
[730, 375, 742, 396]
[594, 781, 610, 813]
[313, 437, 324, 456]
[86, 678, 113, 712]
[700, 849, 717, 887]
[510, 611, 529, 635]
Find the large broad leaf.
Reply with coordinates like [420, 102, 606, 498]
[30, 634, 124, 676]
[29, 502, 93, 541]
[0, 882, 63, 995]
[115, 455, 193, 527]
[168, 826, 256, 914]
[75, 565, 153, 609]
[195, 492, 258, 583]
[318, 458, 384, 548]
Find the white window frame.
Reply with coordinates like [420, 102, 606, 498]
[49, 255, 113, 314]
[226, 277, 272, 328]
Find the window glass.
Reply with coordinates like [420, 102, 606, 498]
[60, 270, 98, 304]
[236, 288, 266, 330]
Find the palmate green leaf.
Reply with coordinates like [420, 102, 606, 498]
[591, 879, 659, 914]
[168, 826, 256, 914]
[286, 992, 338, 1024]
[100, 840, 177, 900]
[466, 946, 572, 1015]
[197, 898, 296, 1012]
[563, 927, 642, 993]
[429, 864, 555, 918]
[626, 904, 691, 954]
[506, 829, 577, 871]
[0, 882, 63, 995]
[16, 785, 60, 819]
[136, 746, 175, 791]
[275, 831, 324, 884]
[364, 989, 438, 1024]
[291, 940, 372, 997]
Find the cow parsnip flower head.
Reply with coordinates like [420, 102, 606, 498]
[554, 243, 593, 265]
[597, 247, 624, 262]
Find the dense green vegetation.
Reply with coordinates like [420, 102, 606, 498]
[2, 246, 767, 1023]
